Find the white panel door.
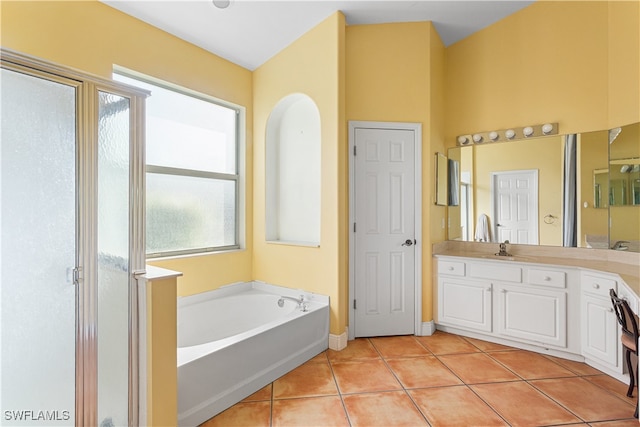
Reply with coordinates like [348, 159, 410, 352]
[492, 170, 538, 244]
[354, 128, 416, 337]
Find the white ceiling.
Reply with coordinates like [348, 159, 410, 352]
[102, 0, 534, 71]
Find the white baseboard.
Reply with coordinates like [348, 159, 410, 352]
[418, 321, 436, 336]
[329, 328, 348, 351]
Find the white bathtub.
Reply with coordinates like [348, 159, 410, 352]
[177, 281, 330, 427]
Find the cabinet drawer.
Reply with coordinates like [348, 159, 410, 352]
[582, 273, 617, 297]
[527, 268, 566, 288]
[438, 260, 465, 276]
[468, 262, 522, 283]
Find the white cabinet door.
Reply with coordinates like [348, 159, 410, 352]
[495, 284, 567, 348]
[581, 293, 619, 369]
[438, 277, 492, 332]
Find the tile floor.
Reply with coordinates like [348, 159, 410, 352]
[200, 331, 639, 426]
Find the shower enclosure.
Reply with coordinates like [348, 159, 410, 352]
[1, 50, 146, 426]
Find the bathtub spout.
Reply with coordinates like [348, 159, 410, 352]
[277, 295, 308, 312]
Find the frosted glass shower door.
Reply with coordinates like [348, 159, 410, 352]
[1, 68, 77, 424]
[96, 91, 131, 426]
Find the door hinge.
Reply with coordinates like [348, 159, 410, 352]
[353, 222, 356, 233]
[353, 145, 357, 156]
[353, 299, 357, 310]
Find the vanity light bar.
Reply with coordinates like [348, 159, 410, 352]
[456, 123, 559, 146]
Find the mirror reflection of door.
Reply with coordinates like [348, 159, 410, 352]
[491, 170, 539, 244]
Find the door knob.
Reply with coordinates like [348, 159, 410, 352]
[401, 239, 415, 247]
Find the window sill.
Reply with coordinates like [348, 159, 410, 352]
[146, 247, 246, 262]
[266, 240, 320, 248]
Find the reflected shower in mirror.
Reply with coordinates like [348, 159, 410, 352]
[609, 122, 640, 251]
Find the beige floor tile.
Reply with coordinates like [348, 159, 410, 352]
[463, 336, 517, 352]
[327, 338, 380, 362]
[409, 385, 508, 427]
[416, 331, 481, 355]
[472, 381, 581, 426]
[437, 352, 520, 384]
[544, 354, 604, 376]
[342, 391, 428, 426]
[241, 384, 272, 402]
[370, 335, 431, 358]
[589, 420, 640, 426]
[273, 360, 338, 399]
[585, 374, 638, 404]
[307, 351, 329, 364]
[530, 377, 636, 422]
[331, 359, 402, 394]
[272, 396, 350, 427]
[386, 356, 463, 389]
[199, 401, 271, 427]
[490, 350, 577, 379]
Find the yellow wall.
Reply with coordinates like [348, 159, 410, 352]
[445, 1, 610, 139]
[608, 0, 640, 126]
[345, 22, 445, 323]
[252, 12, 347, 335]
[146, 276, 178, 427]
[473, 136, 564, 246]
[1, 0, 255, 297]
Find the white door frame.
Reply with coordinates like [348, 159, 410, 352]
[348, 121, 422, 340]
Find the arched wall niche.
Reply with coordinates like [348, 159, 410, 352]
[265, 93, 321, 245]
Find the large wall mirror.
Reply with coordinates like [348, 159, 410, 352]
[447, 122, 640, 252]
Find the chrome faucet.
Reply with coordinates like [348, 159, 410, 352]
[612, 240, 630, 251]
[277, 295, 309, 312]
[496, 240, 512, 257]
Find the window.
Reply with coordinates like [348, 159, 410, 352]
[114, 71, 242, 257]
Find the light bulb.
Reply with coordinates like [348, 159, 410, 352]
[457, 136, 469, 145]
[472, 134, 483, 143]
[505, 129, 516, 139]
[542, 123, 553, 135]
[523, 126, 534, 137]
[488, 131, 499, 141]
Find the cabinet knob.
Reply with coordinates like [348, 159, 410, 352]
[593, 283, 600, 289]
[448, 266, 454, 271]
[486, 287, 492, 291]
[501, 289, 507, 293]
[608, 308, 614, 313]
[544, 276, 551, 281]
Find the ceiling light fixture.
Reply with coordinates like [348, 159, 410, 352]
[542, 123, 554, 135]
[212, 0, 231, 9]
[523, 126, 534, 137]
[455, 123, 558, 146]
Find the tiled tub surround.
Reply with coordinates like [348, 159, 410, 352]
[177, 282, 329, 427]
[433, 241, 640, 382]
[200, 333, 638, 426]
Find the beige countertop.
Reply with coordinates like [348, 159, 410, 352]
[433, 241, 640, 296]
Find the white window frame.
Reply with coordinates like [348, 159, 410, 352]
[113, 67, 246, 258]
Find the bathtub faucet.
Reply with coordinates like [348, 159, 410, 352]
[278, 295, 309, 312]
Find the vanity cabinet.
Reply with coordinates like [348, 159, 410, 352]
[438, 276, 492, 332]
[495, 283, 567, 348]
[437, 258, 569, 349]
[580, 272, 620, 372]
